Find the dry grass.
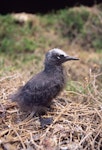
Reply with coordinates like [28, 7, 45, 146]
[0, 5, 102, 149]
[0, 70, 102, 150]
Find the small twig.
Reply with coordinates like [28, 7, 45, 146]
[12, 127, 26, 149]
[75, 132, 92, 150]
[29, 132, 43, 150]
[0, 74, 21, 82]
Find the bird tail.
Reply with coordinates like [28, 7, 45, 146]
[8, 86, 23, 102]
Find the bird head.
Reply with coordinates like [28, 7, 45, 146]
[45, 48, 79, 66]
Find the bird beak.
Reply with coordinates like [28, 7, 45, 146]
[65, 55, 79, 61]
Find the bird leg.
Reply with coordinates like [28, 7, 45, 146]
[34, 105, 53, 128]
[39, 116, 53, 128]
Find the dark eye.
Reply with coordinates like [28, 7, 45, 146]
[57, 54, 64, 60]
[60, 54, 64, 58]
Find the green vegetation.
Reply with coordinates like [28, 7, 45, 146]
[0, 6, 102, 56]
[0, 15, 38, 54]
[58, 7, 102, 51]
[58, 8, 89, 38]
[0, 6, 102, 76]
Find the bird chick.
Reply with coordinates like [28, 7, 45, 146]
[10, 48, 79, 116]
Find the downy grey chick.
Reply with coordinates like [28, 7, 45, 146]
[10, 48, 79, 116]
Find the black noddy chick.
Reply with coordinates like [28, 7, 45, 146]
[10, 48, 79, 116]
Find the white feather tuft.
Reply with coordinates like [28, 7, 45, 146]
[49, 48, 67, 56]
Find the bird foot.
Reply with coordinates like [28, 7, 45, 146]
[39, 116, 53, 128]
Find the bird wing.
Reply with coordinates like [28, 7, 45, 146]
[11, 71, 63, 109]
[23, 71, 57, 94]
[17, 71, 60, 106]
